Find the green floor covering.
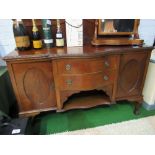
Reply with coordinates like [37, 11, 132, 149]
[30, 101, 155, 135]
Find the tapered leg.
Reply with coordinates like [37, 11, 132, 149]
[134, 101, 142, 115]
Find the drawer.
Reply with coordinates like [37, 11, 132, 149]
[59, 69, 116, 90]
[57, 56, 117, 75]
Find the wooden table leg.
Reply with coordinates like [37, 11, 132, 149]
[134, 100, 142, 115]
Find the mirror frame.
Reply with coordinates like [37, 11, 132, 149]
[98, 19, 140, 35]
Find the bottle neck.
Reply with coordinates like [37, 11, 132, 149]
[17, 19, 22, 22]
[32, 19, 38, 32]
[14, 19, 23, 26]
[57, 19, 61, 33]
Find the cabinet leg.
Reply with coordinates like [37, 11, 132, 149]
[134, 101, 142, 115]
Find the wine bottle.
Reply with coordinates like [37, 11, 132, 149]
[42, 19, 53, 48]
[56, 19, 64, 47]
[32, 19, 42, 49]
[13, 19, 30, 51]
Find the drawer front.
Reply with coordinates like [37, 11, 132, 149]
[57, 56, 117, 75]
[59, 70, 116, 90]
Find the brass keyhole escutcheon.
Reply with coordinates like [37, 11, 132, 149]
[104, 61, 109, 67]
[104, 75, 109, 81]
[66, 79, 72, 85]
[66, 64, 71, 71]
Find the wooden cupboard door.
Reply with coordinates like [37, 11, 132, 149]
[12, 61, 56, 113]
[116, 52, 149, 98]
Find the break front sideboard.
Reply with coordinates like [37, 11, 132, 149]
[4, 45, 152, 116]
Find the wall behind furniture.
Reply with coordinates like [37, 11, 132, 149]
[0, 19, 16, 66]
[139, 19, 155, 46]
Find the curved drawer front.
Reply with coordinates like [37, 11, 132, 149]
[57, 56, 117, 75]
[59, 70, 116, 90]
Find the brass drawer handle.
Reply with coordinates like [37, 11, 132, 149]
[66, 64, 71, 71]
[104, 75, 109, 81]
[66, 79, 72, 85]
[104, 61, 109, 67]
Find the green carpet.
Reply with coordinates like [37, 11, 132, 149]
[31, 101, 155, 135]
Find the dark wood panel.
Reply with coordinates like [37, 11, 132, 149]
[83, 19, 95, 45]
[22, 19, 95, 46]
[23, 19, 67, 47]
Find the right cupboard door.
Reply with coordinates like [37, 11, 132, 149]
[116, 52, 149, 98]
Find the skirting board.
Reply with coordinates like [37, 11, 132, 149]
[143, 101, 155, 111]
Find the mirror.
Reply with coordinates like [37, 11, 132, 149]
[91, 19, 143, 45]
[98, 19, 138, 35]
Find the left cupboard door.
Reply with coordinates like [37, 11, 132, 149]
[11, 61, 57, 115]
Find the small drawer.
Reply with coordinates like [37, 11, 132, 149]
[59, 69, 116, 90]
[57, 56, 117, 75]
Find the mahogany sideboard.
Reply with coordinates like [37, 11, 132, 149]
[4, 45, 153, 116]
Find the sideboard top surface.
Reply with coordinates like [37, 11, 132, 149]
[4, 45, 153, 61]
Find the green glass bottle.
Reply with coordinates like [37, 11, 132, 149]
[13, 19, 31, 51]
[42, 19, 53, 48]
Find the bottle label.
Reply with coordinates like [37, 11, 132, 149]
[44, 39, 53, 44]
[33, 40, 42, 48]
[42, 19, 52, 41]
[15, 36, 30, 48]
[43, 27, 50, 31]
[46, 20, 51, 25]
[56, 33, 62, 38]
[56, 38, 64, 47]
[43, 28, 52, 40]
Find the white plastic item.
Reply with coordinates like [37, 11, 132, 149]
[150, 49, 155, 61]
[143, 60, 155, 108]
[65, 19, 83, 47]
